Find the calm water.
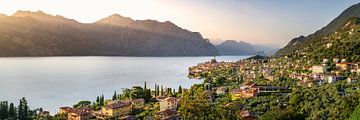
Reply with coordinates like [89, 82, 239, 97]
[0, 56, 248, 113]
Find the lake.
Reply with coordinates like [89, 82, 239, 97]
[0, 56, 248, 114]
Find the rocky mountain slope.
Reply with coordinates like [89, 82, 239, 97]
[275, 2, 360, 56]
[0, 10, 219, 56]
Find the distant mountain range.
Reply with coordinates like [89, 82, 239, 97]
[215, 40, 278, 56]
[275, 2, 360, 56]
[0, 10, 219, 56]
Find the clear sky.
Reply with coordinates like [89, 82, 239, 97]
[0, 0, 359, 46]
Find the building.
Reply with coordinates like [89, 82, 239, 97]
[336, 62, 351, 71]
[131, 98, 145, 106]
[347, 77, 358, 83]
[325, 75, 345, 84]
[58, 107, 71, 114]
[57, 107, 91, 120]
[311, 65, 326, 74]
[155, 109, 181, 120]
[96, 102, 132, 119]
[67, 108, 91, 120]
[231, 88, 258, 100]
[159, 97, 179, 111]
[240, 81, 257, 90]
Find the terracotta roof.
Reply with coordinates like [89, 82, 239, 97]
[242, 81, 256, 87]
[68, 107, 91, 115]
[132, 98, 145, 103]
[161, 97, 179, 102]
[155, 109, 177, 116]
[106, 102, 131, 109]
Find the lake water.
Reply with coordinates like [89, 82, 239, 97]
[0, 56, 248, 114]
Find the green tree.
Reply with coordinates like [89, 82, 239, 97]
[18, 97, 29, 120]
[349, 102, 360, 120]
[130, 86, 144, 99]
[0, 101, 9, 119]
[161, 85, 164, 96]
[178, 85, 182, 95]
[9, 103, 16, 118]
[112, 91, 117, 100]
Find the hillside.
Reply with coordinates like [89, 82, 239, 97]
[284, 17, 360, 64]
[275, 2, 360, 56]
[0, 10, 219, 56]
[215, 40, 263, 55]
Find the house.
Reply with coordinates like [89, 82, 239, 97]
[58, 107, 71, 114]
[347, 77, 358, 83]
[155, 109, 181, 120]
[240, 81, 257, 89]
[131, 98, 145, 106]
[66, 108, 91, 120]
[336, 62, 351, 71]
[325, 75, 345, 84]
[238, 110, 258, 120]
[312, 65, 326, 74]
[231, 88, 258, 100]
[315, 79, 325, 85]
[96, 102, 132, 120]
[159, 97, 179, 111]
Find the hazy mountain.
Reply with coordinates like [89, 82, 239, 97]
[0, 10, 219, 56]
[275, 2, 360, 56]
[253, 44, 279, 55]
[215, 40, 263, 55]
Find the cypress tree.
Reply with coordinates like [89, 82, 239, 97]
[144, 81, 148, 101]
[178, 85, 182, 94]
[18, 97, 28, 120]
[9, 103, 16, 118]
[112, 91, 117, 100]
[156, 84, 160, 96]
[161, 85, 164, 96]
[100, 94, 104, 106]
[96, 96, 100, 104]
[0, 101, 9, 119]
[154, 84, 157, 97]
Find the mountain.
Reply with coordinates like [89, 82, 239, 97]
[253, 44, 279, 55]
[283, 17, 360, 63]
[275, 2, 360, 56]
[215, 40, 263, 55]
[0, 10, 219, 56]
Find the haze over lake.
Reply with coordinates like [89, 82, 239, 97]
[0, 56, 248, 113]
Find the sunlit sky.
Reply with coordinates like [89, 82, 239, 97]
[0, 0, 359, 46]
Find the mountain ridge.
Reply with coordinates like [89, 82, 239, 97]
[0, 10, 219, 56]
[215, 40, 263, 55]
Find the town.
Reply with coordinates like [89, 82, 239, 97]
[42, 56, 360, 120]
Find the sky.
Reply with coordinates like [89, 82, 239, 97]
[0, 0, 359, 47]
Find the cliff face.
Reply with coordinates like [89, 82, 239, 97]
[0, 11, 219, 56]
